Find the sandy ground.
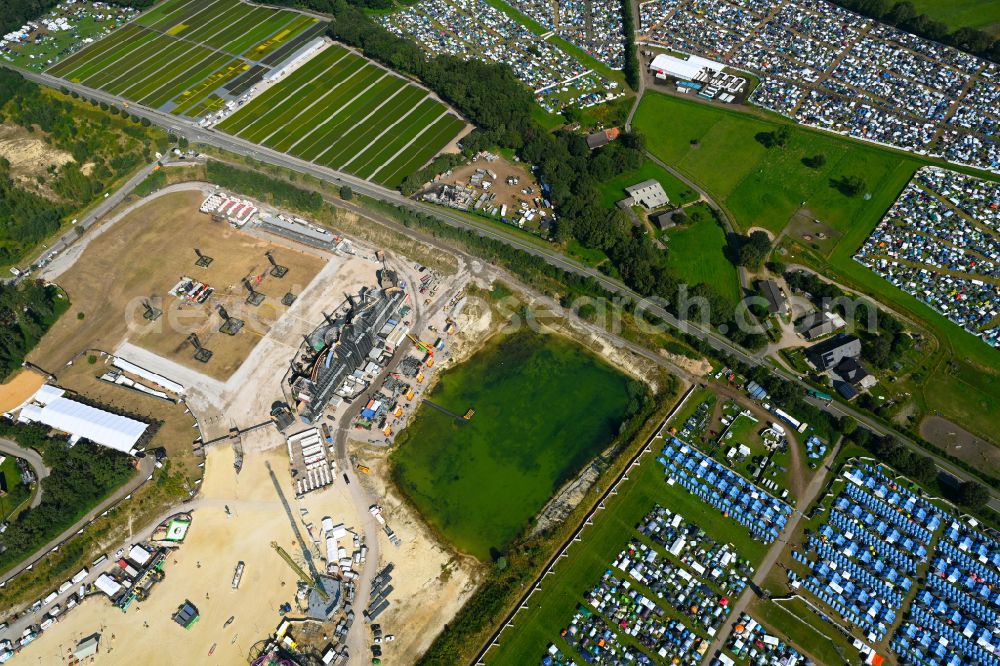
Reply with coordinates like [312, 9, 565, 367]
[0, 368, 46, 413]
[0, 123, 74, 198]
[16, 439, 369, 666]
[431, 154, 552, 232]
[920, 415, 1000, 474]
[352, 446, 480, 665]
[110, 247, 384, 443]
[29, 190, 326, 381]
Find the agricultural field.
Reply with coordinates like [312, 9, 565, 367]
[391, 329, 632, 561]
[45, 0, 326, 120]
[216, 44, 465, 187]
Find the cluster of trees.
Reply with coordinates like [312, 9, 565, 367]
[0, 159, 67, 266]
[834, 174, 867, 197]
[831, 0, 1000, 64]
[0, 424, 135, 572]
[784, 270, 911, 368]
[0, 281, 66, 380]
[756, 125, 792, 149]
[848, 427, 936, 485]
[734, 230, 772, 271]
[205, 161, 323, 212]
[620, 0, 639, 89]
[399, 153, 466, 196]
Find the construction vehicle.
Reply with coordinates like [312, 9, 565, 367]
[270, 542, 329, 602]
[406, 334, 434, 356]
[463, 408, 475, 420]
[356, 464, 370, 474]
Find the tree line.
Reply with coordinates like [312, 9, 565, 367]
[830, 0, 1000, 63]
[0, 281, 66, 380]
[205, 161, 323, 212]
[0, 422, 135, 574]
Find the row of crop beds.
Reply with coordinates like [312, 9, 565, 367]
[216, 44, 463, 186]
[46, 0, 321, 119]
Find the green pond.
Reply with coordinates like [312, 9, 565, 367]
[391, 330, 631, 560]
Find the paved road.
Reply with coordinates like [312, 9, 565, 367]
[0, 439, 50, 510]
[6, 161, 158, 282]
[0, 456, 155, 587]
[11, 67, 996, 513]
[703, 436, 844, 661]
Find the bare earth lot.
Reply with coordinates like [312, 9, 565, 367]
[920, 415, 1000, 474]
[29, 190, 326, 380]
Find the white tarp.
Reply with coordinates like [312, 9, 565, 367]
[94, 574, 122, 598]
[128, 545, 151, 566]
[112, 357, 184, 394]
[20, 393, 148, 454]
[649, 52, 724, 80]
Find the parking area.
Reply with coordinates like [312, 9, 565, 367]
[854, 166, 1000, 348]
[377, 0, 625, 113]
[638, 0, 1000, 173]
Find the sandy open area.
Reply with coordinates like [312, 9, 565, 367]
[29, 190, 326, 381]
[0, 123, 74, 198]
[0, 368, 46, 413]
[920, 415, 1000, 475]
[16, 437, 369, 665]
[352, 444, 481, 664]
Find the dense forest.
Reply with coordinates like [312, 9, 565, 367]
[0, 281, 66, 380]
[0, 423, 135, 573]
[830, 0, 1000, 62]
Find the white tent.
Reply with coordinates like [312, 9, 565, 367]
[94, 574, 122, 598]
[19, 389, 148, 454]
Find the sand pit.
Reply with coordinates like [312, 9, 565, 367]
[353, 446, 480, 664]
[28, 190, 327, 381]
[0, 123, 74, 195]
[17, 436, 375, 665]
[0, 368, 46, 413]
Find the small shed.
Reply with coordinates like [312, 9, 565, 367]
[74, 635, 100, 659]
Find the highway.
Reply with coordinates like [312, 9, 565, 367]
[10, 67, 997, 515]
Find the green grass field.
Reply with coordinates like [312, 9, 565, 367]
[633, 92, 922, 238]
[598, 159, 699, 209]
[636, 90, 1000, 448]
[391, 330, 632, 560]
[909, 0, 1000, 37]
[483, 389, 771, 665]
[663, 214, 741, 302]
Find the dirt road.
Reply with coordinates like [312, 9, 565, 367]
[0, 438, 50, 509]
[0, 456, 155, 586]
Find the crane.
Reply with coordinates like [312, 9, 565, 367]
[407, 333, 434, 356]
[271, 541, 330, 602]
